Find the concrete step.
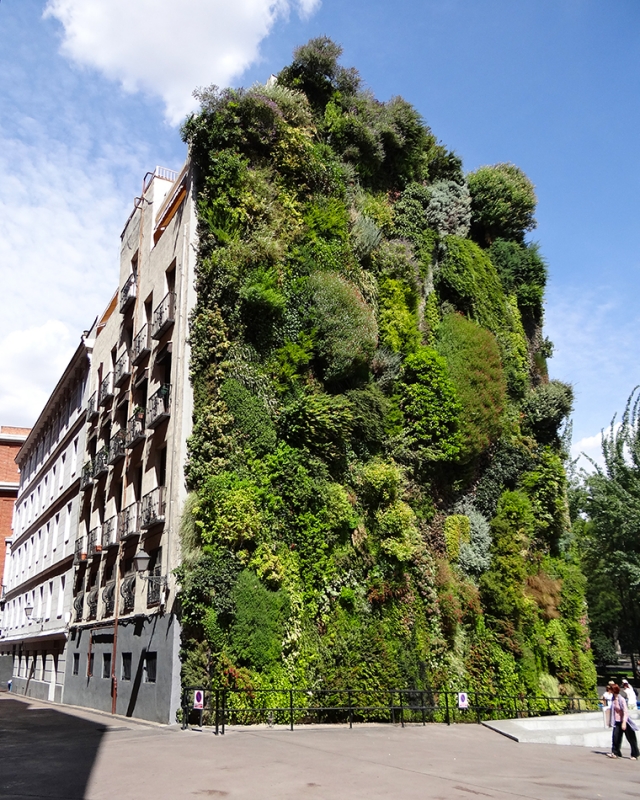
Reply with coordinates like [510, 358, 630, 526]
[482, 711, 631, 748]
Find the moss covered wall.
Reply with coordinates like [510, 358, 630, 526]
[176, 38, 596, 701]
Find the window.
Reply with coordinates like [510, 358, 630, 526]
[59, 455, 65, 490]
[64, 503, 72, 543]
[51, 468, 55, 500]
[44, 522, 50, 559]
[102, 652, 111, 679]
[53, 514, 60, 553]
[87, 652, 94, 677]
[57, 576, 65, 619]
[37, 586, 43, 620]
[121, 652, 132, 681]
[72, 653, 79, 675]
[144, 652, 157, 683]
[44, 476, 48, 506]
[71, 438, 78, 476]
[45, 581, 53, 620]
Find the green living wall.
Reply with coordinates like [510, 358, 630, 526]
[177, 38, 596, 703]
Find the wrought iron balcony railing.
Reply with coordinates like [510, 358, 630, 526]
[126, 411, 146, 448]
[86, 392, 99, 422]
[87, 587, 98, 620]
[132, 324, 151, 365]
[99, 372, 114, 406]
[147, 564, 164, 607]
[140, 486, 166, 529]
[114, 350, 131, 387]
[120, 272, 136, 312]
[88, 527, 102, 557]
[108, 430, 127, 464]
[73, 591, 84, 622]
[93, 447, 109, 478]
[147, 384, 171, 429]
[80, 461, 94, 491]
[73, 537, 87, 565]
[102, 580, 116, 618]
[120, 573, 136, 614]
[118, 502, 141, 540]
[102, 516, 118, 548]
[151, 292, 176, 339]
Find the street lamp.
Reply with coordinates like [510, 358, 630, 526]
[24, 604, 33, 618]
[132, 549, 151, 573]
[24, 604, 43, 629]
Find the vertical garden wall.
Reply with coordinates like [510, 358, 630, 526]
[177, 38, 596, 701]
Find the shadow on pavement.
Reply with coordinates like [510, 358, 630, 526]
[0, 695, 105, 799]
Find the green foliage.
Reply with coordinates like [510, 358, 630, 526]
[394, 346, 461, 463]
[179, 37, 594, 700]
[468, 163, 537, 245]
[436, 313, 506, 461]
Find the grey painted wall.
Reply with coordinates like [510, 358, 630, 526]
[63, 612, 179, 723]
[0, 653, 13, 689]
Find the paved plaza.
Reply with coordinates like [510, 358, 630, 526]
[1, 694, 639, 800]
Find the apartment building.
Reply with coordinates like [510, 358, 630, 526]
[0, 343, 91, 701]
[0, 425, 31, 687]
[62, 164, 197, 723]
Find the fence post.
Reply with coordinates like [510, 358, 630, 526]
[348, 688, 353, 729]
[181, 689, 187, 730]
[475, 691, 481, 725]
[221, 689, 226, 735]
[445, 691, 450, 726]
[215, 689, 219, 735]
[289, 688, 294, 732]
[400, 691, 404, 728]
[421, 690, 426, 726]
[390, 691, 395, 725]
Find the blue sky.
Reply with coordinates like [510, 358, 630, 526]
[1, 1, 638, 466]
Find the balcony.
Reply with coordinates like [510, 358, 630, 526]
[140, 487, 166, 529]
[107, 430, 127, 464]
[118, 502, 141, 540]
[102, 516, 118, 548]
[132, 324, 151, 365]
[120, 573, 136, 614]
[102, 581, 116, 618]
[88, 527, 102, 557]
[151, 292, 176, 339]
[114, 350, 131, 387]
[93, 447, 109, 478]
[126, 411, 146, 448]
[86, 392, 99, 422]
[80, 461, 94, 491]
[98, 373, 114, 406]
[120, 272, 137, 312]
[87, 587, 98, 620]
[73, 591, 84, 622]
[147, 384, 171, 429]
[73, 537, 87, 565]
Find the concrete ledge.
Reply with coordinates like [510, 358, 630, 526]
[483, 711, 614, 747]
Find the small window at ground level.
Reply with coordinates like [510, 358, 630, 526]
[144, 652, 157, 683]
[72, 653, 79, 676]
[102, 652, 111, 679]
[121, 652, 132, 681]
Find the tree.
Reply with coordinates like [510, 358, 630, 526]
[468, 163, 537, 246]
[581, 389, 640, 678]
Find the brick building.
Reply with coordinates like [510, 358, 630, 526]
[0, 427, 30, 583]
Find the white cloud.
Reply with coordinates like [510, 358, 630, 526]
[0, 321, 75, 426]
[571, 430, 606, 472]
[45, 0, 321, 124]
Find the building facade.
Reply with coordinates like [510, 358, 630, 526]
[0, 344, 91, 701]
[62, 164, 197, 723]
[0, 425, 31, 687]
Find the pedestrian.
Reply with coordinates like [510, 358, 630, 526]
[607, 684, 640, 759]
[622, 679, 637, 711]
[601, 681, 615, 727]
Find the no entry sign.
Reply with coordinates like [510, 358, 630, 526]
[458, 692, 469, 709]
[193, 689, 204, 710]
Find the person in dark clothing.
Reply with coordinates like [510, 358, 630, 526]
[607, 684, 640, 759]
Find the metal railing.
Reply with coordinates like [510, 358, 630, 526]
[126, 411, 146, 448]
[114, 350, 131, 387]
[80, 461, 94, 491]
[147, 565, 163, 607]
[87, 588, 99, 620]
[132, 324, 151, 364]
[147, 384, 171, 428]
[180, 687, 602, 732]
[86, 392, 99, 422]
[102, 581, 116, 617]
[99, 373, 113, 405]
[120, 272, 137, 312]
[102, 516, 118, 548]
[73, 591, 84, 622]
[118, 502, 140, 540]
[73, 537, 87, 565]
[140, 487, 166, 529]
[87, 527, 102, 556]
[93, 447, 109, 478]
[120, 574, 136, 613]
[151, 292, 176, 339]
[108, 430, 127, 464]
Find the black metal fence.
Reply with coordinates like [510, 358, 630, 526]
[180, 686, 600, 733]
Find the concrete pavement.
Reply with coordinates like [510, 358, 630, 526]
[1, 693, 639, 799]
